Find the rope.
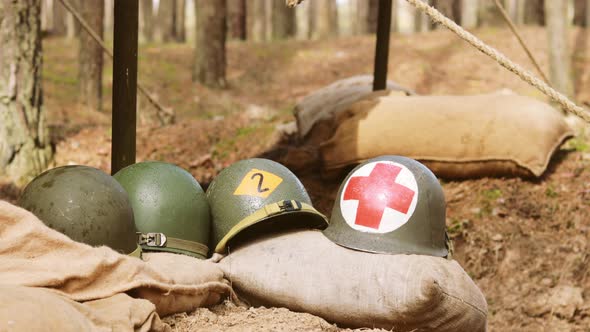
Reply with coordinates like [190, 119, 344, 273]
[492, 0, 550, 84]
[58, 0, 175, 125]
[405, 0, 590, 123]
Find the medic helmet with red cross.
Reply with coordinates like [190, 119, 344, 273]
[323, 155, 448, 257]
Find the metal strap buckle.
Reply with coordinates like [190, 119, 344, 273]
[137, 232, 167, 247]
[278, 200, 302, 212]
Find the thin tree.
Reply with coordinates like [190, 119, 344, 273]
[273, 1, 296, 39]
[155, 0, 175, 42]
[415, 0, 432, 32]
[461, 0, 479, 28]
[139, 0, 154, 43]
[355, 0, 378, 34]
[193, 0, 227, 88]
[247, 0, 267, 42]
[432, 0, 461, 26]
[228, 0, 247, 40]
[66, 0, 79, 39]
[295, 0, 311, 39]
[311, 0, 338, 39]
[525, 0, 545, 25]
[104, 0, 114, 39]
[53, 0, 67, 35]
[174, 0, 186, 42]
[545, 0, 574, 99]
[0, 0, 53, 184]
[78, 0, 104, 113]
[41, 0, 52, 33]
[574, 0, 588, 26]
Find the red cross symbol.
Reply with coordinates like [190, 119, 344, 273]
[343, 163, 415, 229]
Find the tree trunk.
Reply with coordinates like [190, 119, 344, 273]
[525, 0, 545, 25]
[247, 0, 267, 42]
[155, 0, 175, 42]
[311, 0, 338, 39]
[139, 0, 154, 43]
[358, 0, 379, 34]
[574, 0, 587, 25]
[265, 0, 273, 40]
[53, 0, 67, 36]
[41, 0, 52, 33]
[193, 0, 227, 88]
[295, 0, 310, 39]
[461, 0, 479, 28]
[273, 0, 296, 39]
[174, 0, 186, 42]
[504, 0, 518, 22]
[228, 0, 246, 40]
[515, 0, 526, 24]
[104, 0, 114, 40]
[78, 0, 104, 113]
[65, 0, 80, 40]
[415, 0, 432, 32]
[432, 0, 461, 26]
[0, 0, 53, 184]
[545, 0, 574, 99]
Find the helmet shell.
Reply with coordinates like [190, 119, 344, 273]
[323, 155, 448, 257]
[18, 165, 139, 256]
[113, 161, 210, 259]
[207, 158, 328, 254]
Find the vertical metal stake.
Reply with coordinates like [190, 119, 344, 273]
[373, 0, 393, 91]
[111, 0, 139, 175]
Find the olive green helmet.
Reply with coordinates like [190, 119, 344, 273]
[18, 165, 141, 257]
[323, 156, 449, 257]
[113, 161, 210, 259]
[207, 158, 328, 254]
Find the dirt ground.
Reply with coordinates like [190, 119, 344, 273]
[2, 26, 590, 331]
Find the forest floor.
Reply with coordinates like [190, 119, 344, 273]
[2, 26, 590, 331]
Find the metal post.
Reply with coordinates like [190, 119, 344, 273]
[373, 0, 393, 91]
[111, 0, 139, 174]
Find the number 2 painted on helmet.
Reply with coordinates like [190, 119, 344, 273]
[233, 169, 283, 198]
[251, 173, 270, 193]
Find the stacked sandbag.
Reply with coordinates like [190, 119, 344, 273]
[219, 230, 487, 331]
[0, 286, 168, 332]
[294, 75, 414, 142]
[0, 200, 231, 310]
[320, 91, 573, 179]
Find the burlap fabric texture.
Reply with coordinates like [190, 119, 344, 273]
[0, 200, 232, 332]
[219, 229, 488, 332]
[320, 91, 573, 179]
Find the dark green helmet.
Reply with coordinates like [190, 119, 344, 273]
[323, 155, 448, 257]
[207, 158, 328, 254]
[18, 165, 141, 257]
[113, 161, 210, 259]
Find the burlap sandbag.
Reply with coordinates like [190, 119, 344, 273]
[320, 92, 574, 179]
[294, 75, 414, 140]
[0, 200, 231, 317]
[0, 286, 168, 332]
[218, 229, 488, 331]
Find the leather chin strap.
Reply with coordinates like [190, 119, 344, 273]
[137, 232, 209, 258]
[214, 200, 328, 254]
[127, 244, 143, 258]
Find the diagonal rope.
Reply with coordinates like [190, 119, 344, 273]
[492, 0, 550, 84]
[405, 0, 590, 123]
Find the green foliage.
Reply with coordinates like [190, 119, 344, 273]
[482, 188, 502, 200]
[447, 218, 470, 238]
[566, 136, 589, 152]
[545, 185, 558, 198]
